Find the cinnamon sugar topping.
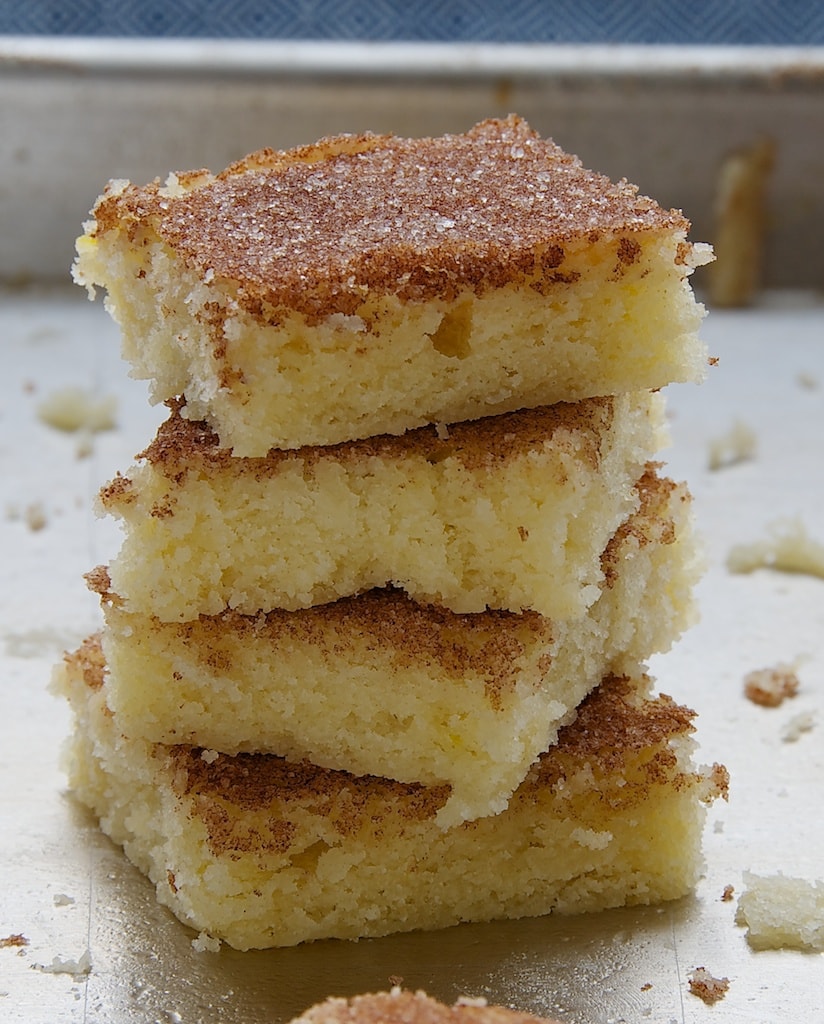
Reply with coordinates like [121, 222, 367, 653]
[133, 395, 612, 476]
[92, 116, 688, 321]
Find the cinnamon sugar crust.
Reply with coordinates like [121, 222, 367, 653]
[63, 632, 107, 692]
[130, 395, 610, 480]
[169, 673, 695, 823]
[90, 116, 687, 322]
[290, 990, 563, 1024]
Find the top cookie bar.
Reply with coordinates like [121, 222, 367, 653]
[74, 115, 711, 455]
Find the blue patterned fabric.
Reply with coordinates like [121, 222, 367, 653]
[1, 0, 822, 44]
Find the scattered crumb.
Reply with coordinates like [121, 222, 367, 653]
[688, 967, 730, 1005]
[640, 982, 653, 992]
[75, 429, 95, 460]
[743, 664, 800, 707]
[727, 519, 824, 579]
[781, 710, 816, 743]
[0, 934, 29, 949]
[722, 884, 735, 902]
[707, 419, 757, 470]
[708, 137, 775, 308]
[713, 820, 725, 834]
[736, 871, 824, 951]
[36, 387, 117, 435]
[53, 893, 76, 907]
[191, 931, 221, 954]
[34, 950, 92, 976]
[388, 976, 404, 987]
[796, 371, 819, 390]
[24, 502, 47, 531]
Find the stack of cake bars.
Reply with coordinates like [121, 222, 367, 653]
[54, 116, 728, 951]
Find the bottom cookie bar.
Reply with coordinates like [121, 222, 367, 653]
[53, 643, 727, 951]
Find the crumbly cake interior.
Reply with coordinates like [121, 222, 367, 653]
[53, 639, 728, 951]
[73, 116, 711, 454]
[90, 467, 699, 827]
[97, 391, 667, 622]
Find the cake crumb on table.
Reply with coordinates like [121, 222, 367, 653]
[191, 931, 221, 953]
[34, 950, 92, 976]
[707, 419, 757, 470]
[24, 502, 47, 532]
[0, 934, 29, 948]
[721, 884, 735, 902]
[736, 871, 824, 951]
[727, 518, 824, 578]
[688, 967, 730, 1005]
[36, 386, 117, 435]
[743, 664, 799, 707]
[781, 711, 816, 743]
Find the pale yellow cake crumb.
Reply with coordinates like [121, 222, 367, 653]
[707, 419, 757, 470]
[708, 137, 774, 308]
[37, 387, 117, 434]
[191, 931, 221, 953]
[736, 871, 824, 951]
[25, 502, 47, 532]
[727, 519, 824, 578]
[781, 711, 816, 743]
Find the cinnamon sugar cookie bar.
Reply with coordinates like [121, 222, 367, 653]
[73, 116, 711, 455]
[97, 391, 666, 622]
[53, 639, 727, 951]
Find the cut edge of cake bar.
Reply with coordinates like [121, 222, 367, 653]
[52, 639, 728, 950]
[73, 115, 712, 454]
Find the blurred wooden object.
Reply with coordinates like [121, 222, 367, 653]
[709, 137, 775, 307]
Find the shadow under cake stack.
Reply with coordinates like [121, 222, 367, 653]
[54, 116, 728, 951]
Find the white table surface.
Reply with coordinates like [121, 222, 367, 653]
[1, 285, 822, 1023]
